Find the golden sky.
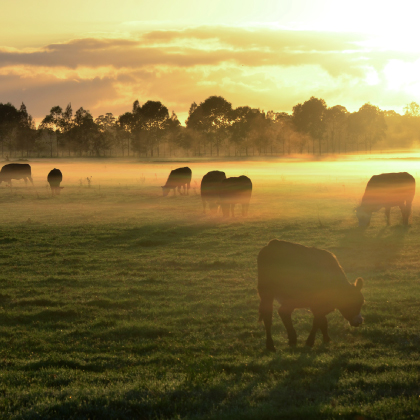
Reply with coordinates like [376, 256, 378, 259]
[1, 0, 420, 124]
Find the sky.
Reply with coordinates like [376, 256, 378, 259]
[1, 0, 420, 125]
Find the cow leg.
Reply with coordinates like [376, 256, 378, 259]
[278, 308, 297, 346]
[202, 199, 206, 214]
[187, 182, 190, 195]
[242, 203, 249, 216]
[405, 199, 413, 225]
[401, 201, 412, 225]
[259, 297, 275, 352]
[399, 204, 406, 225]
[385, 207, 391, 225]
[318, 315, 330, 343]
[306, 314, 329, 347]
[24, 178, 28, 187]
[28, 176, 34, 186]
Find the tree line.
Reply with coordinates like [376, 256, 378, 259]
[0, 96, 419, 158]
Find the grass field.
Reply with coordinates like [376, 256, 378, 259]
[1, 155, 420, 419]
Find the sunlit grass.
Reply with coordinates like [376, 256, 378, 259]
[0, 155, 419, 419]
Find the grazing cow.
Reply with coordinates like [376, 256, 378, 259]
[161, 167, 192, 196]
[356, 172, 415, 227]
[47, 168, 63, 195]
[0, 163, 34, 186]
[218, 175, 252, 217]
[258, 240, 364, 351]
[201, 170, 226, 214]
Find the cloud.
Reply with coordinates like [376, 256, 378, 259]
[0, 25, 417, 122]
[0, 27, 405, 77]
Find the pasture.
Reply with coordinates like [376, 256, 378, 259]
[0, 156, 420, 419]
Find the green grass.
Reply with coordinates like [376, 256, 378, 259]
[0, 158, 420, 419]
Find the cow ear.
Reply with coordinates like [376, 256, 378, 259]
[354, 277, 364, 290]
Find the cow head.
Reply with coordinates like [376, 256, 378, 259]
[161, 186, 170, 197]
[355, 206, 371, 227]
[339, 278, 364, 327]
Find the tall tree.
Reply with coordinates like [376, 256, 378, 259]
[117, 112, 134, 156]
[164, 111, 182, 157]
[403, 102, 420, 117]
[39, 103, 73, 156]
[356, 103, 386, 152]
[131, 100, 170, 157]
[16, 103, 36, 157]
[292, 97, 327, 154]
[0, 103, 21, 157]
[324, 105, 348, 153]
[68, 107, 98, 156]
[186, 96, 233, 156]
[95, 113, 116, 156]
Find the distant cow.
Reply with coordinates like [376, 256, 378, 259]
[47, 168, 63, 195]
[162, 167, 192, 196]
[0, 163, 34, 186]
[356, 172, 415, 227]
[201, 170, 226, 214]
[258, 240, 364, 351]
[218, 175, 252, 217]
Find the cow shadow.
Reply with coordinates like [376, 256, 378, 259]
[13, 350, 347, 420]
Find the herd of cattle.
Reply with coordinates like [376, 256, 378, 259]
[0, 163, 63, 195]
[0, 162, 417, 349]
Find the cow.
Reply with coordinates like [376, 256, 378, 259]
[47, 168, 63, 195]
[258, 240, 364, 351]
[161, 167, 192, 196]
[0, 163, 34, 186]
[200, 170, 226, 214]
[218, 175, 252, 217]
[356, 172, 415, 227]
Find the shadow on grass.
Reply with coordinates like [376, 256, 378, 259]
[96, 221, 221, 251]
[0, 308, 79, 326]
[334, 224, 409, 272]
[14, 351, 353, 420]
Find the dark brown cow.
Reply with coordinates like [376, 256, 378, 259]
[161, 167, 192, 196]
[258, 240, 364, 351]
[0, 163, 34, 186]
[47, 168, 63, 195]
[356, 172, 415, 227]
[200, 170, 226, 214]
[218, 175, 252, 217]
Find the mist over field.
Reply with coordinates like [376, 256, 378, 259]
[2, 154, 419, 225]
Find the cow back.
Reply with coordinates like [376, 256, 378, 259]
[258, 240, 349, 301]
[47, 168, 63, 187]
[219, 175, 252, 203]
[201, 170, 226, 199]
[0, 163, 31, 178]
[362, 172, 415, 210]
[165, 167, 192, 188]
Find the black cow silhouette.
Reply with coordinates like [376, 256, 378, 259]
[258, 240, 364, 351]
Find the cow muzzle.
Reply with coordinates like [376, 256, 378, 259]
[349, 314, 364, 327]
